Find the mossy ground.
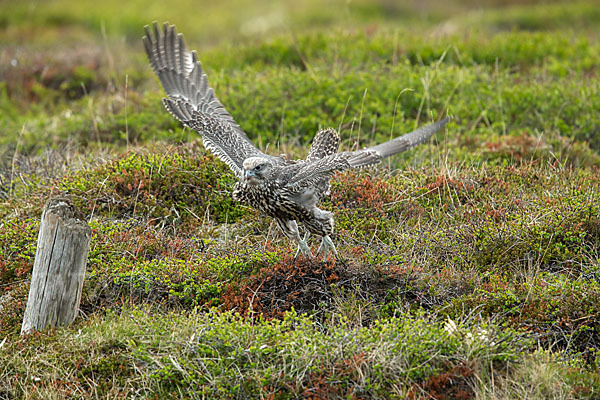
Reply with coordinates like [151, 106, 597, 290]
[1, 0, 600, 398]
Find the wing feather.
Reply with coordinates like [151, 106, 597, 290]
[144, 21, 273, 177]
[284, 118, 449, 193]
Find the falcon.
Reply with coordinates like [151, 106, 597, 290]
[143, 22, 449, 260]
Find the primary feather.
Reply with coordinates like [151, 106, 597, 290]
[143, 22, 279, 178]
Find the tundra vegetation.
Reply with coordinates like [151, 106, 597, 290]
[1, 0, 600, 398]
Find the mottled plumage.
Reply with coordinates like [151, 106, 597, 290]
[144, 22, 449, 259]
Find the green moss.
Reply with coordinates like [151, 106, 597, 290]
[76, 340, 134, 396]
[448, 273, 600, 362]
[125, 308, 528, 398]
[0, 218, 39, 286]
[59, 148, 243, 225]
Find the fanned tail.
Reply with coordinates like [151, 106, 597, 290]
[306, 128, 341, 162]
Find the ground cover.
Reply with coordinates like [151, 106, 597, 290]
[1, 0, 600, 398]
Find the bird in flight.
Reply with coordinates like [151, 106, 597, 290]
[143, 22, 449, 260]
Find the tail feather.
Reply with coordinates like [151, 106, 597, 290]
[307, 128, 340, 162]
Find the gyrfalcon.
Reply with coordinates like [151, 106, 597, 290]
[143, 22, 449, 259]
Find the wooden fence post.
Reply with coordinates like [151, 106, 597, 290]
[21, 197, 91, 335]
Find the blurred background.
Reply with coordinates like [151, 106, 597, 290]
[0, 0, 599, 164]
[2, 0, 600, 45]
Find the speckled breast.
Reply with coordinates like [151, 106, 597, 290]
[232, 181, 310, 222]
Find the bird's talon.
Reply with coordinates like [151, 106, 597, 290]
[317, 235, 338, 261]
[294, 239, 313, 259]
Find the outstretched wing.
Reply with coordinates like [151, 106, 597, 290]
[143, 22, 273, 178]
[358, 117, 449, 165]
[283, 117, 449, 193]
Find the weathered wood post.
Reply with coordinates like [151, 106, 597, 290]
[21, 197, 91, 335]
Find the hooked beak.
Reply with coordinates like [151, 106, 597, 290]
[245, 170, 255, 181]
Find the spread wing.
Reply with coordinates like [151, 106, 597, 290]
[143, 22, 275, 178]
[283, 117, 449, 193]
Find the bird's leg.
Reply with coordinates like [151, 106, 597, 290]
[317, 235, 338, 260]
[295, 235, 312, 259]
[278, 219, 313, 259]
[303, 231, 311, 241]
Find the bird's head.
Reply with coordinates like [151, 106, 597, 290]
[242, 157, 273, 185]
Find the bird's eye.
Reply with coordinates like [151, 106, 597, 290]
[254, 165, 263, 171]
